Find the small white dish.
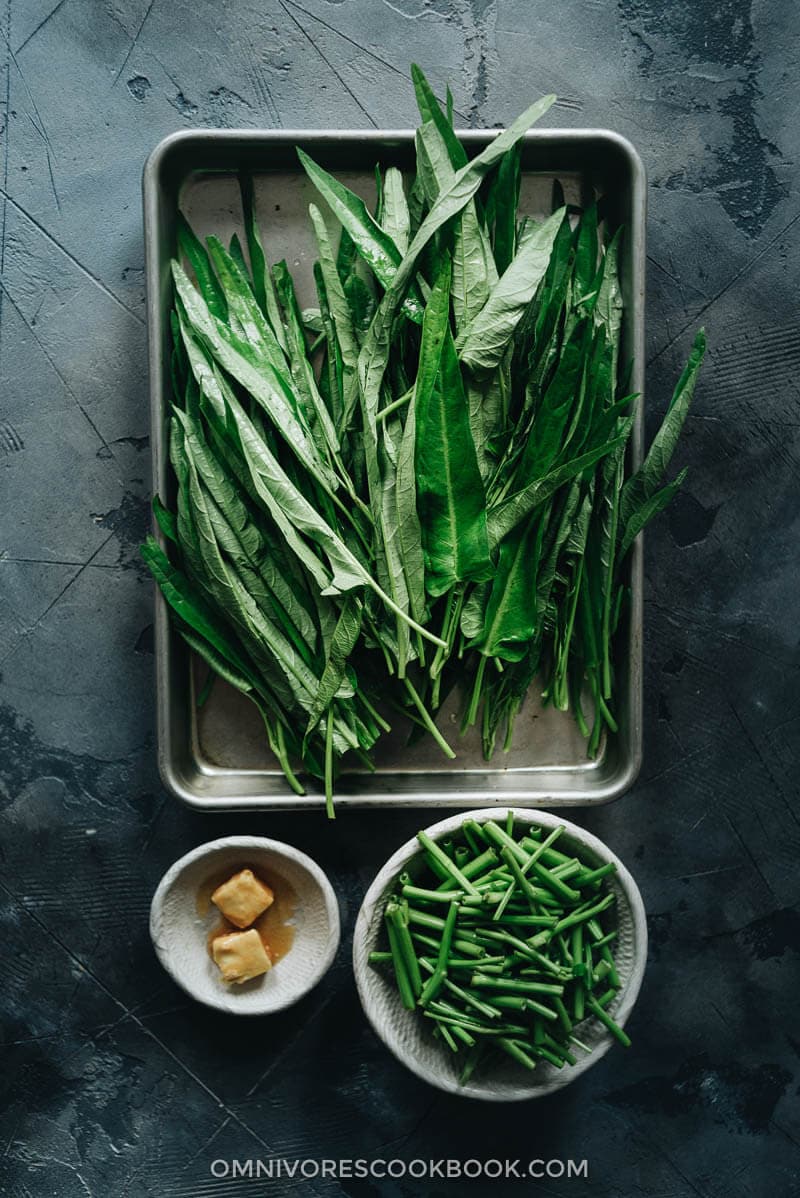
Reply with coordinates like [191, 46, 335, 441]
[150, 835, 340, 1015]
[353, 808, 647, 1101]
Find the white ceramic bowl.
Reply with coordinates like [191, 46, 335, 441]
[354, 808, 647, 1101]
[150, 835, 340, 1014]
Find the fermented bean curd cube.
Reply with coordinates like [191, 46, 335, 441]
[211, 869, 274, 928]
[212, 929, 272, 984]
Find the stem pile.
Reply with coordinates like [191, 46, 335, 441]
[371, 814, 629, 1082]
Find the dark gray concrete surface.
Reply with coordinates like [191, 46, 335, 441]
[1, 2, 799, 1195]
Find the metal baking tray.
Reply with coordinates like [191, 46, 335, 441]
[143, 127, 645, 810]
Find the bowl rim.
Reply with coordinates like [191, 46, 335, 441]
[150, 834, 341, 1015]
[353, 808, 647, 1100]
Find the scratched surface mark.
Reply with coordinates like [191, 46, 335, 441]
[1, 1, 799, 1196]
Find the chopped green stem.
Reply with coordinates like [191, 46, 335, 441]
[553, 995, 573, 1036]
[386, 902, 423, 998]
[575, 861, 617, 887]
[385, 911, 415, 1011]
[593, 959, 613, 985]
[497, 1038, 538, 1070]
[471, 975, 565, 996]
[552, 892, 615, 935]
[417, 831, 479, 894]
[436, 847, 498, 891]
[526, 857, 581, 904]
[586, 995, 631, 1047]
[459, 1043, 486, 1085]
[439, 976, 500, 1021]
[600, 943, 620, 987]
[448, 1023, 476, 1048]
[435, 1021, 460, 1052]
[402, 885, 465, 904]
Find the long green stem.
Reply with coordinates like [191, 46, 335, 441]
[403, 677, 456, 759]
[375, 386, 413, 423]
[371, 579, 447, 650]
[261, 709, 305, 795]
[464, 653, 487, 729]
[553, 557, 584, 710]
[324, 707, 335, 819]
[386, 903, 422, 997]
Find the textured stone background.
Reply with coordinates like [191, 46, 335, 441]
[1, 1, 799, 1195]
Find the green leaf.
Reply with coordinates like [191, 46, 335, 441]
[410, 63, 468, 171]
[414, 119, 450, 207]
[345, 273, 376, 337]
[141, 535, 257, 682]
[567, 325, 610, 457]
[381, 167, 411, 255]
[297, 147, 424, 323]
[593, 229, 623, 380]
[530, 212, 574, 355]
[172, 259, 339, 492]
[357, 91, 557, 422]
[457, 207, 565, 371]
[395, 394, 427, 623]
[490, 144, 522, 275]
[176, 213, 227, 321]
[618, 467, 688, 561]
[309, 204, 360, 371]
[314, 262, 344, 431]
[564, 482, 594, 557]
[306, 596, 362, 735]
[597, 433, 626, 700]
[184, 442, 327, 716]
[468, 370, 506, 482]
[239, 174, 289, 355]
[573, 202, 599, 301]
[205, 235, 279, 355]
[415, 259, 492, 596]
[228, 232, 249, 280]
[618, 328, 706, 536]
[174, 407, 320, 655]
[535, 479, 583, 631]
[414, 120, 497, 332]
[178, 624, 257, 700]
[487, 429, 631, 547]
[468, 515, 544, 660]
[152, 495, 178, 544]
[301, 308, 323, 333]
[272, 259, 341, 460]
[219, 383, 358, 593]
[411, 119, 493, 333]
[519, 319, 590, 481]
[218, 369, 443, 648]
[403, 90, 556, 285]
[376, 417, 413, 674]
